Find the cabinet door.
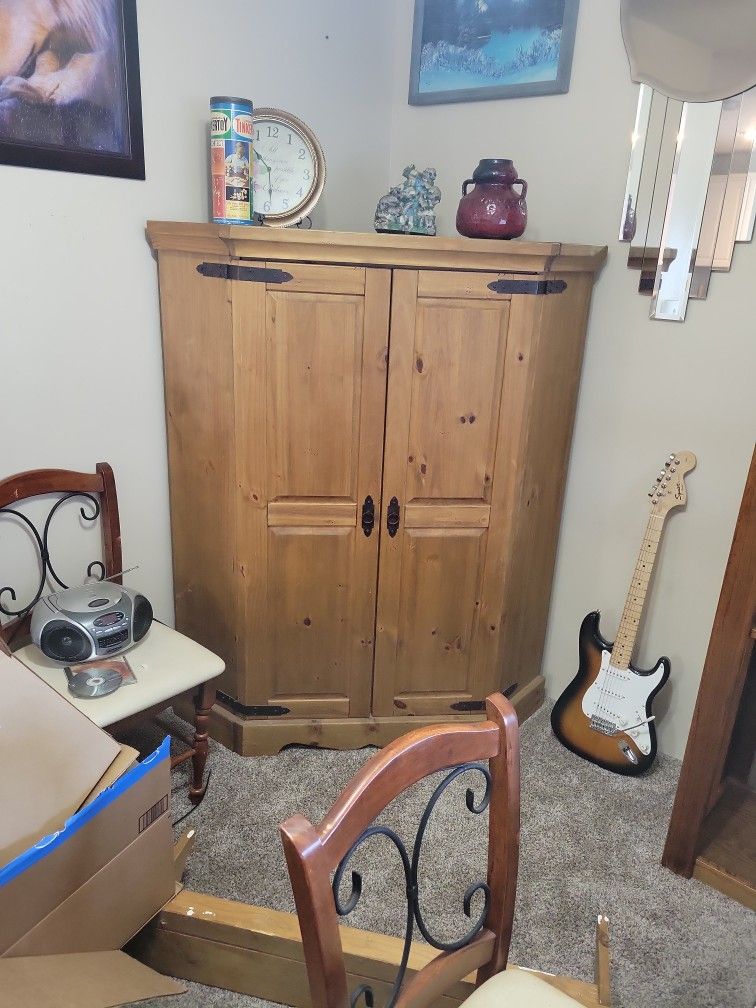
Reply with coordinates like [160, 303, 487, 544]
[373, 270, 514, 717]
[235, 265, 389, 717]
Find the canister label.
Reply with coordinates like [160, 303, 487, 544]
[210, 99, 254, 225]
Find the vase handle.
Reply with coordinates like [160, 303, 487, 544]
[462, 179, 475, 196]
[514, 178, 528, 199]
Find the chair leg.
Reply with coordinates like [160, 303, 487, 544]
[594, 914, 611, 1006]
[189, 680, 216, 804]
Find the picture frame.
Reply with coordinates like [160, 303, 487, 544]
[409, 0, 580, 106]
[0, 0, 145, 180]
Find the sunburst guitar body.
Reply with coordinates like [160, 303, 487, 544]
[551, 451, 697, 776]
[551, 612, 669, 774]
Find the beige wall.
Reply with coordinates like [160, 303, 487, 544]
[0, 0, 393, 622]
[2, 1, 753, 761]
[388, 0, 756, 759]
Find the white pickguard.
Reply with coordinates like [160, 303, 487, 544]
[581, 650, 665, 756]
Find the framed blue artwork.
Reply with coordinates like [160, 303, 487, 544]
[409, 0, 580, 105]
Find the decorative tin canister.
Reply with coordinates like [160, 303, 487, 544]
[210, 96, 254, 225]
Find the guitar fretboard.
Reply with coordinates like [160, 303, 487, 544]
[610, 513, 665, 669]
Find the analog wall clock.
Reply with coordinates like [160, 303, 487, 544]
[251, 107, 326, 227]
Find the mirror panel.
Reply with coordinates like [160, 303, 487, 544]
[618, 84, 653, 242]
[735, 89, 756, 242]
[690, 96, 741, 299]
[650, 100, 723, 321]
[632, 94, 683, 295]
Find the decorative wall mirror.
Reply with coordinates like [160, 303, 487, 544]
[618, 0, 756, 321]
[619, 84, 756, 321]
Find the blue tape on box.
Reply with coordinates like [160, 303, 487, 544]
[0, 737, 170, 888]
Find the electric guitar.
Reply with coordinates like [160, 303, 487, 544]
[551, 450, 697, 775]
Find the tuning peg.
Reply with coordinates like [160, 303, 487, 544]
[669, 453, 675, 460]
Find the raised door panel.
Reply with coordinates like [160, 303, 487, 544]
[373, 270, 512, 717]
[234, 267, 390, 717]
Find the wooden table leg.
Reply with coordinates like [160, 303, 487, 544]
[190, 680, 217, 804]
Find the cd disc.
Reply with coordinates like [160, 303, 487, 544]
[67, 668, 122, 699]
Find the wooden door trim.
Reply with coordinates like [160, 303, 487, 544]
[662, 447, 756, 877]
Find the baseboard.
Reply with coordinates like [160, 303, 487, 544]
[174, 677, 545, 757]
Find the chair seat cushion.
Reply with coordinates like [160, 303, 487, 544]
[14, 622, 224, 728]
[461, 967, 589, 1008]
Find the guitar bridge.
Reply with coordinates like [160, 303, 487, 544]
[589, 715, 617, 736]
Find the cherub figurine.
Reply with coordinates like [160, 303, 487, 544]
[375, 165, 441, 236]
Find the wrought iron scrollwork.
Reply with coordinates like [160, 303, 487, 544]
[0, 492, 105, 619]
[332, 762, 491, 1008]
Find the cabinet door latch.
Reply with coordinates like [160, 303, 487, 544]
[361, 496, 375, 537]
[387, 497, 400, 537]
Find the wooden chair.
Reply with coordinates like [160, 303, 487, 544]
[280, 694, 611, 1008]
[0, 463, 224, 803]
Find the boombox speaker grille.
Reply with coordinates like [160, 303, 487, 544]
[41, 620, 91, 663]
[132, 594, 153, 642]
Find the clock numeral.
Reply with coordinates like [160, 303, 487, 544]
[298, 148, 306, 159]
[303, 169, 311, 180]
[288, 133, 293, 145]
[283, 198, 290, 209]
[296, 187, 304, 198]
[254, 129, 260, 141]
[263, 201, 271, 212]
[267, 125, 279, 138]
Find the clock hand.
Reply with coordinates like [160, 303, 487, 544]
[253, 149, 271, 172]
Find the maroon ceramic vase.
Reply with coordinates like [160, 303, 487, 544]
[456, 159, 528, 240]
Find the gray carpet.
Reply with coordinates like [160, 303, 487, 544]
[125, 704, 756, 1008]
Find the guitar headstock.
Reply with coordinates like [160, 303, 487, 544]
[648, 450, 697, 516]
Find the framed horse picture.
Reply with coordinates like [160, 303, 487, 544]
[409, 0, 580, 106]
[0, 0, 145, 179]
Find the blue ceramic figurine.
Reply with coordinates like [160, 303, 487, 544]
[375, 165, 441, 236]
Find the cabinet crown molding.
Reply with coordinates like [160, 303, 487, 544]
[146, 222, 607, 275]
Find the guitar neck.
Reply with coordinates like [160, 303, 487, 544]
[610, 513, 666, 669]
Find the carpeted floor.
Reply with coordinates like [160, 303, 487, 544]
[125, 704, 756, 1008]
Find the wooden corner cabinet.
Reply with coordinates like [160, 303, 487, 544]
[147, 223, 606, 755]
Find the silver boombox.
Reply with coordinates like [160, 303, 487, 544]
[31, 582, 153, 664]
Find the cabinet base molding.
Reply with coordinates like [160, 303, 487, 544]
[174, 676, 544, 757]
[128, 889, 607, 1007]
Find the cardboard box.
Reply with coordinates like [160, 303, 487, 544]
[0, 649, 122, 867]
[0, 951, 184, 1008]
[0, 737, 175, 956]
[0, 651, 182, 1003]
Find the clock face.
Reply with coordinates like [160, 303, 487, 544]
[251, 113, 321, 223]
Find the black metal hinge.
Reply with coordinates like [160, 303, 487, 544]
[197, 262, 293, 284]
[487, 279, 567, 295]
[451, 699, 486, 712]
[217, 691, 290, 717]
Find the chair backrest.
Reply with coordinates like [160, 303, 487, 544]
[0, 463, 122, 646]
[280, 693, 520, 1008]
